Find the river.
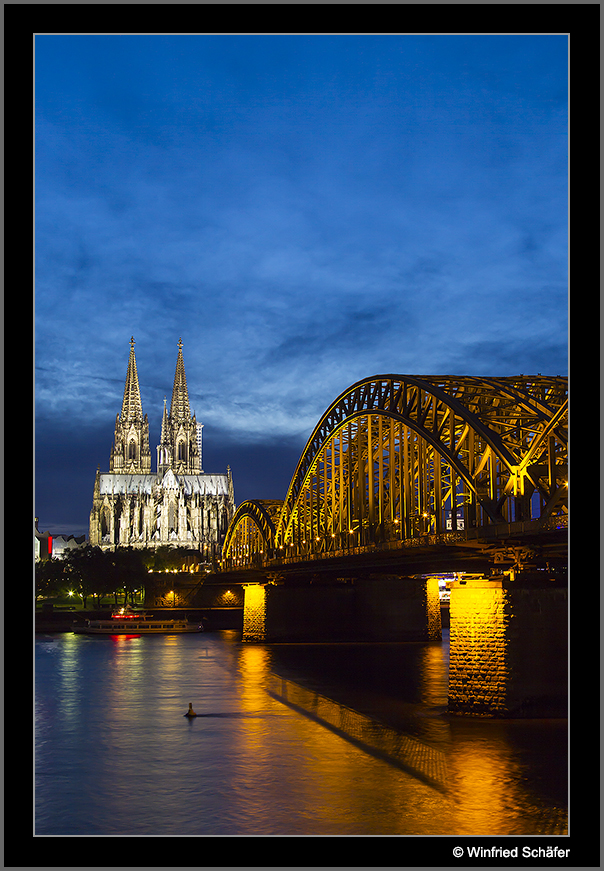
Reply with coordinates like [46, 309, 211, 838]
[35, 627, 567, 838]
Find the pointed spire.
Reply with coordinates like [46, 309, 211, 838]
[157, 396, 171, 477]
[121, 336, 143, 422]
[170, 338, 191, 421]
[227, 464, 234, 502]
[160, 396, 169, 442]
[110, 337, 151, 473]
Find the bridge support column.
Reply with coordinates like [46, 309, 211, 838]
[448, 577, 567, 717]
[242, 583, 268, 642]
[241, 577, 440, 642]
[356, 576, 441, 641]
[243, 581, 357, 642]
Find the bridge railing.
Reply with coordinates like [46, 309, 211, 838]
[221, 516, 567, 572]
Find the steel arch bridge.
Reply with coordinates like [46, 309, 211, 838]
[224, 499, 284, 568]
[222, 375, 567, 571]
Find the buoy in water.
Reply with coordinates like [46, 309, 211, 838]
[184, 703, 197, 718]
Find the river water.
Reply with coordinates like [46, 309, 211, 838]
[35, 628, 568, 837]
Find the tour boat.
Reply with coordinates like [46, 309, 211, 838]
[73, 606, 203, 635]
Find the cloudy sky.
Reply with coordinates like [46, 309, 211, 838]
[35, 34, 568, 536]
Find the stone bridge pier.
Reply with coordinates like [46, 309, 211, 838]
[241, 573, 567, 719]
[447, 576, 568, 718]
[242, 575, 442, 643]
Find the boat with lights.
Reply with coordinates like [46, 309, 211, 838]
[73, 606, 203, 635]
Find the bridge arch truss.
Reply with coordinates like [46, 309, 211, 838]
[223, 375, 567, 567]
[223, 499, 283, 568]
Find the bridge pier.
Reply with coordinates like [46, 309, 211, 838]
[447, 577, 567, 718]
[242, 581, 355, 642]
[356, 575, 441, 642]
[241, 576, 441, 643]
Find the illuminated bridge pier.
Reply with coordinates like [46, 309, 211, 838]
[448, 576, 567, 717]
[222, 374, 568, 716]
[241, 575, 442, 644]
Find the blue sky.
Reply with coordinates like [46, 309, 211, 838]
[35, 34, 568, 536]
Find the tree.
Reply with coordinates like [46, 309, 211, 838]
[63, 545, 108, 609]
[111, 547, 148, 605]
[148, 545, 179, 573]
[35, 558, 68, 600]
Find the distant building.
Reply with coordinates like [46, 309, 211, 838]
[51, 534, 87, 559]
[89, 338, 235, 556]
[35, 518, 87, 560]
[35, 519, 52, 561]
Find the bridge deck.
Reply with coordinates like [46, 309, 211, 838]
[219, 518, 567, 581]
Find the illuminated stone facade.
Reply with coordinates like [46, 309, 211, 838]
[89, 338, 235, 555]
[242, 584, 267, 642]
[448, 579, 509, 716]
[425, 576, 442, 641]
[448, 577, 567, 717]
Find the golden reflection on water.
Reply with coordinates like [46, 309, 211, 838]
[448, 731, 523, 834]
[237, 643, 270, 707]
[227, 642, 444, 834]
[36, 632, 567, 836]
[419, 642, 448, 706]
[446, 723, 567, 835]
[229, 641, 449, 833]
[231, 637, 566, 836]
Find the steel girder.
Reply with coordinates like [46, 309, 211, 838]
[222, 375, 567, 568]
[275, 375, 567, 551]
[223, 499, 283, 566]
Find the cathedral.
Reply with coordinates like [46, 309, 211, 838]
[89, 338, 235, 556]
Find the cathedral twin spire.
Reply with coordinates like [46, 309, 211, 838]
[121, 337, 144, 422]
[109, 337, 151, 474]
[170, 338, 191, 420]
[110, 337, 202, 477]
[91, 339, 234, 552]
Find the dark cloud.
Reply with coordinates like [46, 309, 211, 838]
[265, 304, 401, 365]
[443, 338, 568, 377]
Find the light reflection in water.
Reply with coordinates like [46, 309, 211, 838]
[35, 631, 567, 836]
[446, 721, 568, 835]
[56, 633, 81, 728]
[230, 638, 565, 835]
[449, 730, 526, 834]
[229, 642, 448, 835]
[419, 641, 449, 708]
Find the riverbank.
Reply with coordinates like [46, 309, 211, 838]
[35, 605, 243, 633]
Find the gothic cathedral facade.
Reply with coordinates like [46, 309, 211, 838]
[89, 338, 235, 556]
